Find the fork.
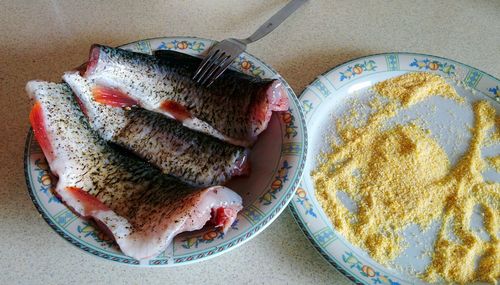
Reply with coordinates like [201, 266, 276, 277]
[193, 0, 307, 87]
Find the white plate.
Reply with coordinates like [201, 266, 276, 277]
[289, 53, 499, 284]
[24, 37, 307, 266]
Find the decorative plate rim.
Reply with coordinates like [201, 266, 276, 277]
[298, 51, 499, 88]
[23, 36, 308, 266]
[289, 52, 499, 285]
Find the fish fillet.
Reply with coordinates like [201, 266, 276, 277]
[26, 81, 243, 260]
[84, 45, 289, 146]
[63, 71, 250, 187]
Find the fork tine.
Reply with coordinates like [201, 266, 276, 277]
[193, 49, 220, 81]
[199, 54, 230, 86]
[196, 52, 226, 84]
[199, 53, 229, 86]
[193, 50, 218, 81]
[197, 54, 222, 84]
[206, 56, 235, 87]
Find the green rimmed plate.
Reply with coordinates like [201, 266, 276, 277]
[24, 36, 307, 266]
[289, 53, 499, 284]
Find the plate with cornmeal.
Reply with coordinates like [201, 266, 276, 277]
[289, 53, 499, 284]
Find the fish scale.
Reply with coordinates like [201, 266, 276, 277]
[85, 45, 289, 146]
[26, 81, 242, 260]
[64, 72, 249, 187]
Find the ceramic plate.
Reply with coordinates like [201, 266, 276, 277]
[289, 53, 499, 284]
[24, 37, 307, 266]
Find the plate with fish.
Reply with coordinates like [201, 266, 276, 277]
[289, 53, 499, 284]
[24, 37, 307, 266]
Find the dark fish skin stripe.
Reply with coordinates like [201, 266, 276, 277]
[64, 73, 247, 187]
[90, 45, 274, 142]
[115, 107, 247, 186]
[29, 82, 210, 234]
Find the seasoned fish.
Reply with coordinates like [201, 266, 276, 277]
[84, 45, 289, 146]
[64, 71, 250, 187]
[26, 81, 242, 260]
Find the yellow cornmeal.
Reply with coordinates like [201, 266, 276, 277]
[488, 116, 500, 145]
[373, 72, 464, 106]
[488, 156, 500, 172]
[313, 72, 499, 284]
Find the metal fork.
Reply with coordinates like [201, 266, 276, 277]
[193, 0, 307, 87]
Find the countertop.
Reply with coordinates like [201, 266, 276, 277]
[1, 0, 498, 284]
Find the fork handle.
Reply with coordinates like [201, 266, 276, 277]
[241, 0, 307, 44]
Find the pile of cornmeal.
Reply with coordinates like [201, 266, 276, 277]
[313, 72, 499, 284]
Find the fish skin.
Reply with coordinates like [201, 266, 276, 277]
[63, 71, 250, 187]
[26, 81, 242, 260]
[85, 45, 289, 146]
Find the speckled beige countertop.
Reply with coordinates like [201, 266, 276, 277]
[1, 0, 498, 284]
